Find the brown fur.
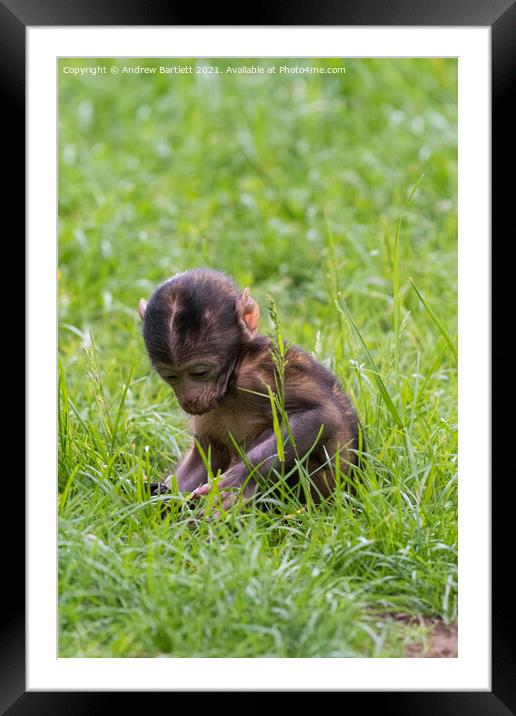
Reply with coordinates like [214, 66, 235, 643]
[139, 269, 361, 506]
[170, 339, 359, 501]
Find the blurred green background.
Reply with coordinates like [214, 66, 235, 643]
[59, 58, 456, 365]
[58, 58, 458, 658]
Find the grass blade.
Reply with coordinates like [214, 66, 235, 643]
[338, 298, 405, 430]
[409, 277, 458, 364]
[393, 175, 424, 388]
[266, 384, 285, 463]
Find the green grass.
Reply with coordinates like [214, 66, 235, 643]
[58, 57, 458, 657]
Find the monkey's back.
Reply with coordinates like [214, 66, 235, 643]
[284, 344, 360, 462]
[236, 338, 360, 472]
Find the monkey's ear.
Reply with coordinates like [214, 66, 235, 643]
[138, 298, 148, 321]
[236, 288, 260, 338]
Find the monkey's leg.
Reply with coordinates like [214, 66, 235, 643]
[191, 412, 332, 508]
[169, 445, 208, 492]
[151, 441, 230, 496]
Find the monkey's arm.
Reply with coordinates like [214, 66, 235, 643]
[191, 409, 331, 507]
[149, 444, 207, 496]
[149, 441, 220, 496]
[161, 444, 207, 492]
[161, 437, 230, 493]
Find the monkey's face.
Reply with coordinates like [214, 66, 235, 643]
[155, 357, 233, 415]
[139, 268, 261, 414]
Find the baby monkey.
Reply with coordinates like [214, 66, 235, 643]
[139, 269, 360, 510]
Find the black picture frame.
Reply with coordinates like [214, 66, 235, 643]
[4, 0, 510, 711]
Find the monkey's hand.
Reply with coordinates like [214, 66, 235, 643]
[190, 468, 256, 511]
[149, 481, 170, 496]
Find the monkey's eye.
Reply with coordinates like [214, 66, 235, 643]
[190, 369, 210, 380]
[164, 373, 179, 383]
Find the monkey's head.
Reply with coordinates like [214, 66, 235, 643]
[138, 269, 260, 415]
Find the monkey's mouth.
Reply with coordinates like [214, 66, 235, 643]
[179, 401, 216, 416]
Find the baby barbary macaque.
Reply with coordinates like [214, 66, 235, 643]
[139, 269, 360, 509]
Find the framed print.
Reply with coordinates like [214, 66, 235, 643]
[2, 0, 511, 711]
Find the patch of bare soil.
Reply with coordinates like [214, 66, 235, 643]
[378, 612, 458, 658]
[406, 620, 458, 658]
